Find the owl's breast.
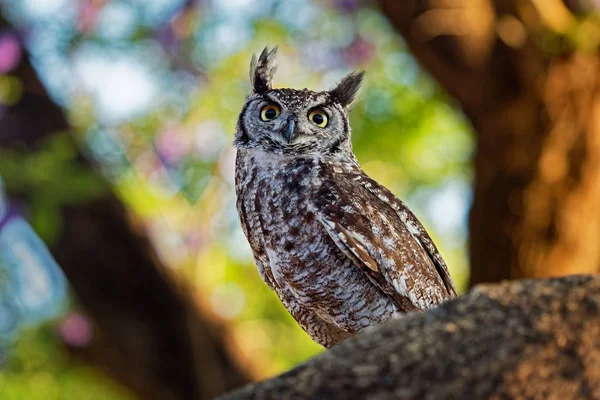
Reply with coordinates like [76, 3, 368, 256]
[242, 159, 319, 236]
[235, 152, 330, 271]
[235, 150, 323, 257]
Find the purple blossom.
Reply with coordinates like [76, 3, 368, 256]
[0, 33, 22, 74]
[156, 127, 191, 165]
[333, 0, 360, 13]
[59, 312, 93, 348]
[155, 25, 179, 56]
[342, 36, 375, 66]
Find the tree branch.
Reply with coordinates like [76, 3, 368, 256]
[221, 275, 600, 399]
[379, 0, 501, 113]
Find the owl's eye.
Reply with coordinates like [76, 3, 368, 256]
[260, 105, 280, 121]
[308, 109, 328, 128]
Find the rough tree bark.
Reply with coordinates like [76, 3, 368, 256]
[379, 1, 600, 285]
[221, 275, 600, 399]
[0, 20, 249, 400]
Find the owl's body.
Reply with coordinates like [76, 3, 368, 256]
[235, 48, 457, 348]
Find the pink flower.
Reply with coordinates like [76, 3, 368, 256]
[343, 36, 375, 67]
[156, 127, 191, 165]
[77, 0, 102, 33]
[59, 312, 93, 348]
[0, 33, 22, 74]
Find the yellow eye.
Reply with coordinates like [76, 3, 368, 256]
[308, 109, 328, 127]
[260, 105, 280, 121]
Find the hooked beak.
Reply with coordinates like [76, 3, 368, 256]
[282, 117, 296, 143]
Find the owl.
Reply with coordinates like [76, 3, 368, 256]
[234, 47, 457, 348]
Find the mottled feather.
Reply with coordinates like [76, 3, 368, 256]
[356, 174, 457, 297]
[314, 170, 457, 310]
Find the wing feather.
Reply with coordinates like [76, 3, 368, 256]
[318, 214, 419, 312]
[312, 171, 457, 311]
[320, 218, 378, 272]
[357, 175, 458, 297]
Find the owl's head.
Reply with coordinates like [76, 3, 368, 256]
[234, 47, 364, 157]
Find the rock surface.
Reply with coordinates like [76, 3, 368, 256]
[220, 275, 600, 399]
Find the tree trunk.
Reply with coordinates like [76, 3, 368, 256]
[0, 20, 249, 399]
[380, 1, 600, 285]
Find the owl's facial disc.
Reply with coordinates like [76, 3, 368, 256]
[235, 88, 351, 155]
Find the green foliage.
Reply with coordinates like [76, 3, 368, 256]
[0, 327, 133, 400]
[0, 133, 108, 243]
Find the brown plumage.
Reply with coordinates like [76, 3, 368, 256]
[234, 47, 457, 348]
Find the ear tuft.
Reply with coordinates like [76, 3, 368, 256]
[329, 71, 365, 108]
[250, 46, 278, 94]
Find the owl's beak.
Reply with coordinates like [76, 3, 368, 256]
[283, 117, 296, 143]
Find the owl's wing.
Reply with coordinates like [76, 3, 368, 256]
[356, 174, 458, 298]
[312, 172, 457, 311]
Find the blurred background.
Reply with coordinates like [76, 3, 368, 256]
[0, 0, 598, 399]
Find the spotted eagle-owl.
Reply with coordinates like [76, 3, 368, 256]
[234, 47, 457, 348]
